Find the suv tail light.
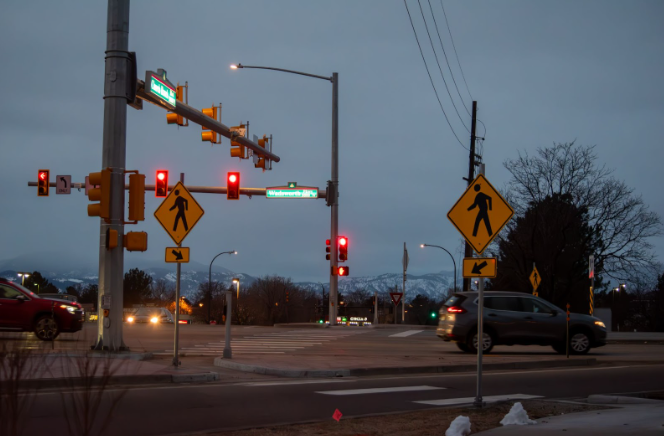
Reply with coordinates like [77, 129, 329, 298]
[446, 306, 467, 314]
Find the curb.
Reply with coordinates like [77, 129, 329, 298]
[213, 357, 597, 378]
[587, 394, 664, 405]
[15, 372, 220, 390]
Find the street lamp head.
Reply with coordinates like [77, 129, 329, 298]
[230, 64, 243, 70]
[233, 251, 237, 255]
[420, 244, 425, 248]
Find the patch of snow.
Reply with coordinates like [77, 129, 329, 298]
[500, 402, 536, 426]
[445, 415, 471, 436]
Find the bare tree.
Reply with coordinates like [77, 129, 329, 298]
[501, 141, 662, 282]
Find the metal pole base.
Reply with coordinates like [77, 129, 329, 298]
[473, 398, 484, 408]
[223, 348, 232, 359]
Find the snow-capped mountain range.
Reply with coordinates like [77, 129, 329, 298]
[0, 252, 456, 301]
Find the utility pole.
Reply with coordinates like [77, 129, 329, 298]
[463, 101, 478, 292]
[93, 0, 130, 351]
[329, 72, 339, 326]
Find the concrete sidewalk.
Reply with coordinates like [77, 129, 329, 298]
[475, 397, 664, 435]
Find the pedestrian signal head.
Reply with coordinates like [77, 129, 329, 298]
[337, 266, 349, 277]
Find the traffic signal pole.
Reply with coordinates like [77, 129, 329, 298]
[93, 0, 130, 351]
[329, 73, 339, 326]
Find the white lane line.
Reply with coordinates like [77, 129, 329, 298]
[317, 385, 445, 396]
[243, 379, 353, 387]
[233, 351, 285, 354]
[389, 330, 425, 338]
[194, 344, 306, 348]
[415, 394, 542, 406]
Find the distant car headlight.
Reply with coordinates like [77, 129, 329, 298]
[127, 316, 134, 323]
[60, 304, 76, 314]
[594, 321, 606, 328]
[150, 317, 159, 324]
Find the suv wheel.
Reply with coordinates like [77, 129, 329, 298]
[468, 330, 494, 354]
[34, 315, 59, 341]
[569, 331, 591, 355]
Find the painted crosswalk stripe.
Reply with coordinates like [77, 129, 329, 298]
[317, 385, 445, 396]
[389, 330, 425, 337]
[414, 394, 543, 406]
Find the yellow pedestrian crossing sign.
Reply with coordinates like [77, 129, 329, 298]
[530, 266, 541, 292]
[154, 182, 204, 246]
[447, 174, 514, 255]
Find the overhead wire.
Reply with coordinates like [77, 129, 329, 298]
[417, 0, 470, 133]
[426, 0, 471, 117]
[439, 0, 474, 102]
[404, 0, 466, 149]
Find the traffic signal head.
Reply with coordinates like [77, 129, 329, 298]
[87, 169, 112, 219]
[166, 86, 187, 126]
[156, 170, 168, 198]
[255, 135, 268, 169]
[201, 106, 219, 143]
[37, 170, 49, 196]
[230, 124, 247, 159]
[325, 239, 331, 260]
[338, 236, 348, 262]
[128, 173, 146, 221]
[124, 231, 148, 252]
[227, 172, 240, 200]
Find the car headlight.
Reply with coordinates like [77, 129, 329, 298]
[594, 320, 606, 328]
[127, 316, 134, 323]
[150, 317, 159, 324]
[60, 304, 76, 314]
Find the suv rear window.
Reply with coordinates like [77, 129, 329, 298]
[444, 294, 466, 307]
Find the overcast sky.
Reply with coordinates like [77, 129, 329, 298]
[1, 0, 662, 284]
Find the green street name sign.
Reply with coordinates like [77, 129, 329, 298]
[266, 187, 318, 199]
[147, 71, 176, 107]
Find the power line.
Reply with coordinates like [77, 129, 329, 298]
[427, 0, 471, 117]
[439, 0, 474, 102]
[404, 0, 466, 149]
[417, 0, 470, 133]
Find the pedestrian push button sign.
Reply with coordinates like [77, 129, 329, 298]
[154, 182, 204, 246]
[447, 174, 514, 255]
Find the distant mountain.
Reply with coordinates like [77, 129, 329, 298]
[0, 254, 456, 301]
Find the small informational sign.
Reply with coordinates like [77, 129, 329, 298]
[165, 247, 190, 263]
[101, 295, 112, 310]
[266, 187, 318, 199]
[56, 175, 71, 195]
[462, 257, 497, 278]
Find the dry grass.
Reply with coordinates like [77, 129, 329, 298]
[211, 399, 610, 436]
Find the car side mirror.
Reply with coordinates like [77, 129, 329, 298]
[550, 309, 558, 316]
[16, 295, 28, 302]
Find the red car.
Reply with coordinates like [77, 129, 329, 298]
[0, 278, 85, 340]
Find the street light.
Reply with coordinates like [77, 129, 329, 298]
[232, 278, 240, 299]
[208, 251, 237, 324]
[231, 62, 340, 325]
[420, 244, 457, 295]
[17, 272, 31, 287]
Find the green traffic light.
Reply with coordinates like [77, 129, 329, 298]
[431, 312, 436, 318]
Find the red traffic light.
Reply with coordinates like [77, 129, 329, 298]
[338, 235, 348, 262]
[227, 171, 240, 200]
[37, 169, 50, 197]
[156, 170, 168, 198]
[337, 266, 350, 277]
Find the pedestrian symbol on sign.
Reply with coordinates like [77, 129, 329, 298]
[169, 190, 189, 232]
[467, 184, 493, 237]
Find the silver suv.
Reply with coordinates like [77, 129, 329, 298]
[437, 291, 607, 354]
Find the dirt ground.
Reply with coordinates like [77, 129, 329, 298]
[208, 399, 611, 436]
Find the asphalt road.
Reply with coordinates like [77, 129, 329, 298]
[18, 363, 664, 436]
